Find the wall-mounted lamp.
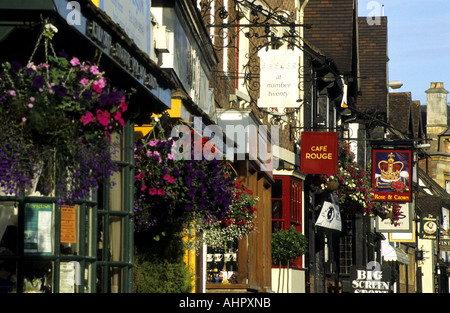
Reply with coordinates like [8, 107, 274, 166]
[416, 143, 431, 149]
[388, 81, 403, 90]
[416, 250, 424, 261]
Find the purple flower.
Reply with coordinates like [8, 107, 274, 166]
[98, 91, 121, 107]
[187, 187, 196, 198]
[32, 75, 45, 89]
[58, 50, 69, 58]
[54, 85, 67, 97]
[11, 61, 22, 74]
[24, 67, 36, 75]
[82, 90, 92, 100]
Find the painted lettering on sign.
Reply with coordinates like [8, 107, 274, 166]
[300, 132, 338, 174]
[350, 262, 391, 293]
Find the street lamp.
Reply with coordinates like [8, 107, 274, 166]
[388, 81, 403, 90]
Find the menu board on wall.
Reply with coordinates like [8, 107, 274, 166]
[24, 203, 53, 255]
[61, 205, 77, 244]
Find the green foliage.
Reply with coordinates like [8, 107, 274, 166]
[133, 254, 194, 293]
[271, 226, 308, 266]
[133, 231, 195, 293]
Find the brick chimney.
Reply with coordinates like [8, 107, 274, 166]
[426, 82, 448, 148]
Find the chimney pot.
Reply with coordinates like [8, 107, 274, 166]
[430, 82, 444, 89]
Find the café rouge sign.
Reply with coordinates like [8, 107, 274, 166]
[300, 132, 338, 174]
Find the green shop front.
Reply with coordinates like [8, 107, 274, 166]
[0, 0, 172, 293]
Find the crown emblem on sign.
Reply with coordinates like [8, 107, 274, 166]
[378, 152, 404, 181]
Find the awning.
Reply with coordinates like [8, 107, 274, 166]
[381, 242, 410, 265]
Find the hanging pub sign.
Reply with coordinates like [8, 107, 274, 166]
[257, 49, 300, 108]
[372, 149, 412, 202]
[440, 239, 450, 252]
[300, 132, 338, 174]
[419, 214, 439, 240]
[315, 193, 342, 231]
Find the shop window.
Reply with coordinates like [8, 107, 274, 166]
[206, 240, 239, 284]
[0, 124, 134, 293]
[272, 179, 284, 232]
[339, 216, 353, 275]
[272, 176, 302, 232]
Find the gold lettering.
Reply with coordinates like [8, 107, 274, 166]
[305, 152, 333, 160]
[311, 145, 328, 152]
[394, 195, 409, 201]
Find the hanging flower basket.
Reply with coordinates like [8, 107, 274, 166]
[133, 124, 259, 249]
[200, 178, 258, 249]
[316, 141, 402, 226]
[326, 181, 339, 191]
[0, 24, 132, 201]
[133, 128, 234, 235]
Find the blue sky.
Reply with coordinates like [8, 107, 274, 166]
[358, 0, 450, 105]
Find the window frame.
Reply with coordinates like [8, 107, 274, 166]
[272, 175, 303, 268]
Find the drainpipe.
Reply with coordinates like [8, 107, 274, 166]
[297, 0, 310, 292]
[298, 0, 309, 134]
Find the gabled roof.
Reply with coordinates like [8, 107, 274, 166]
[388, 92, 413, 137]
[387, 93, 426, 140]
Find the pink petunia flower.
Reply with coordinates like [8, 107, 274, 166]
[90, 65, 100, 75]
[80, 78, 89, 86]
[80, 112, 94, 125]
[70, 57, 80, 66]
[119, 97, 128, 112]
[92, 81, 102, 93]
[96, 77, 106, 88]
[96, 109, 110, 127]
[113, 111, 125, 127]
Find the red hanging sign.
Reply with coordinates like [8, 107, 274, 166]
[300, 132, 338, 174]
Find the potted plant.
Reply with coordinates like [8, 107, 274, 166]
[272, 226, 308, 293]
